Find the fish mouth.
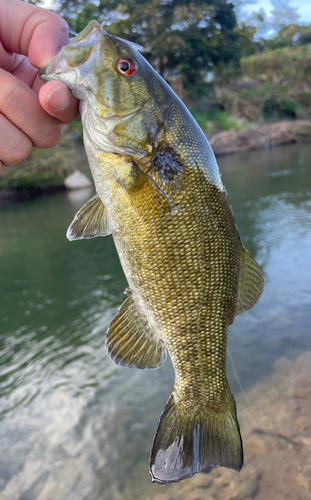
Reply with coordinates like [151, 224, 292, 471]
[39, 51, 69, 82]
[39, 21, 104, 83]
[38, 68, 47, 80]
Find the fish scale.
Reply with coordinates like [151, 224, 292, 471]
[109, 164, 239, 413]
[40, 20, 264, 484]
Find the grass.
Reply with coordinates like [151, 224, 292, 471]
[191, 109, 246, 134]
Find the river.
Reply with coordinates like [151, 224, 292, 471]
[0, 142, 311, 500]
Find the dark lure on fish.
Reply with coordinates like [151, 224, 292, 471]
[40, 21, 264, 484]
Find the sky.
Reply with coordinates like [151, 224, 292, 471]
[243, 0, 311, 24]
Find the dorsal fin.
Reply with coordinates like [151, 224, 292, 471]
[106, 292, 166, 369]
[235, 247, 264, 315]
[66, 194, 112, 241]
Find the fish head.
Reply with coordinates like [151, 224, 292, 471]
[40, 21, 163, 157]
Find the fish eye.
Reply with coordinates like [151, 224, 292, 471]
[117, 58, 136, 76]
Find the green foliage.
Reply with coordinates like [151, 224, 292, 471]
[192, 109, 244, 133]
[262, 96, 305, 120]
[56, 0, 256, 87]
[241, 44, 311, 83]
[215, 43, 311, 122]
[269, 24, 311, 49]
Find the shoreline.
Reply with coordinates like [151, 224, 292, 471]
[209, 119, 311, 156]
[0, 184, 66, 206]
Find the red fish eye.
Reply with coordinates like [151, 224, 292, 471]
[117, 58, 136, 76]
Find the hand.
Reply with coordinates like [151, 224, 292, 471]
[0, 0, 79, 173]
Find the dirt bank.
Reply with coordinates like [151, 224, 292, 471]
[210, 120, 311, 156]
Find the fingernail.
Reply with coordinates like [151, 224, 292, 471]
[45, 85, 69, 111]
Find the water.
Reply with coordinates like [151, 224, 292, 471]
[0, 143, 311, 500]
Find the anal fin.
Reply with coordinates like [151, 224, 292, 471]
[67, 194, 112, 241]
[106, 293, 166, 369]
[235, 247, 264, 315]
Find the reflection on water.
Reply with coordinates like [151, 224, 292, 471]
[0, 143, 311, 499]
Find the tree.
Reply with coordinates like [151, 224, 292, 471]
[56, 0, 256, 88]
[270, 0, 300, 31]
[238, 0, 301, 42]
[269, 23, 311, 49]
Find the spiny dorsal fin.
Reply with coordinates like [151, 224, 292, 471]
[66, 194, 112, 241]
[106, 292, 166, 369]
[235, 247, 264, 316]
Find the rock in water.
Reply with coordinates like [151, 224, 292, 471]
[64, 171, 93, 190]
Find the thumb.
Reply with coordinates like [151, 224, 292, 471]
[0, 0, 69, 68]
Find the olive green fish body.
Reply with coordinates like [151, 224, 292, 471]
[104, 159, 239, 403]
[40, 21, 264, 484]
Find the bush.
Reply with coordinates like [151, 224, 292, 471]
[241, 44, 311, 83]
[214, 44, 311, 122]
[192, 109, 244, 133]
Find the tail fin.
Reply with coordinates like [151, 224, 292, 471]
[150, 392, 243, 484]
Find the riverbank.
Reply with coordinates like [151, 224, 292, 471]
[0, 136, 91, 206]
[1, 119, 311, 206]
[209, 120, 311, 156]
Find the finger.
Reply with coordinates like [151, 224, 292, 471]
[0, 49, 41, 93]
[0, 69, 63, 149]
[0, 0, 68, 68]
[10, 55, 38, 88]
[39, 81, 79, 123]
[0, 113, 33, 167]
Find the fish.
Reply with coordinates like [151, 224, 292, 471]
[40, 21, 264, 484]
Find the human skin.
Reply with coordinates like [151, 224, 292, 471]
[0, 0, 79, 173]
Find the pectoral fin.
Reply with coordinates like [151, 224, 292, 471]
[67, 194, 112, 241]
[106, 292, 166, 369]
[235, 247, 264, 315]
[133, 162, 176, 213]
